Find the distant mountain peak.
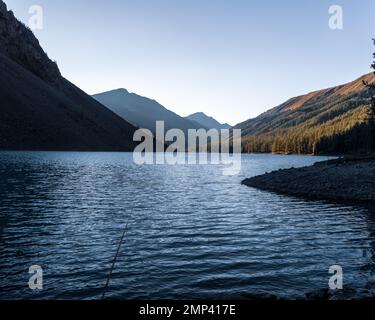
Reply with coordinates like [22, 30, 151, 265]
[192, 112, 206, 116]
[93, 89, 205, 133]
[185, 112, 231, 130]
[110, 88, 130, 95]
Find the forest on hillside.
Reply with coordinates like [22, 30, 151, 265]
[241, 94, 375, 155]
[241, 40, 375, 155]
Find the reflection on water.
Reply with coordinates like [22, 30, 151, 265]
[0, 151, 375, 299]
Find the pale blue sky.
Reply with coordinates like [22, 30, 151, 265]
[5, 0, 375, 125]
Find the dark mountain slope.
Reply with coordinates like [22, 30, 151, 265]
[93, 89, 205, 134]
[236, 73, 375, 155]
[0, 0, 137, 151]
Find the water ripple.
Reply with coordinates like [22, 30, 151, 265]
[1, 152, 375, 299]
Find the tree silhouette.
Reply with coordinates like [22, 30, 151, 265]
[363, 38, 375, 120]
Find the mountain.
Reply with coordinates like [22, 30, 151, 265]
[93, 89, 205, 134]
[0, 0, 137, 151]
[185, 112, 231, 130]
[236, 73, 375, 155]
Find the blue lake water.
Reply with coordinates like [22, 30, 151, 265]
[0, 152, 375, 299]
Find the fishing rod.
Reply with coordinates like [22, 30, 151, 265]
[101, 219, 130, 300]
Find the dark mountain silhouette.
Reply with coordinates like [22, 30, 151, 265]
[185, 112, 231, 130]
[236, 73, 375, 155]
[93, 89, 206, 134]
[0, 1, 137, 151]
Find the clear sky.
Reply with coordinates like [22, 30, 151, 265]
[4, 0, 375, 125]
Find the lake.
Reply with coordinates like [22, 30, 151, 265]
[0, 152, 375, 299]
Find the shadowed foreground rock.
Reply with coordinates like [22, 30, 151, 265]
[242, 157, 375, 203]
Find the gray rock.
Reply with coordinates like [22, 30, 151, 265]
[242, 157, 375, 203]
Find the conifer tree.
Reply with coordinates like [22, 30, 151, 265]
[363, 39, 375, 120]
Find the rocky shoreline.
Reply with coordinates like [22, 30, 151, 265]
[242, 156, 375, 203]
